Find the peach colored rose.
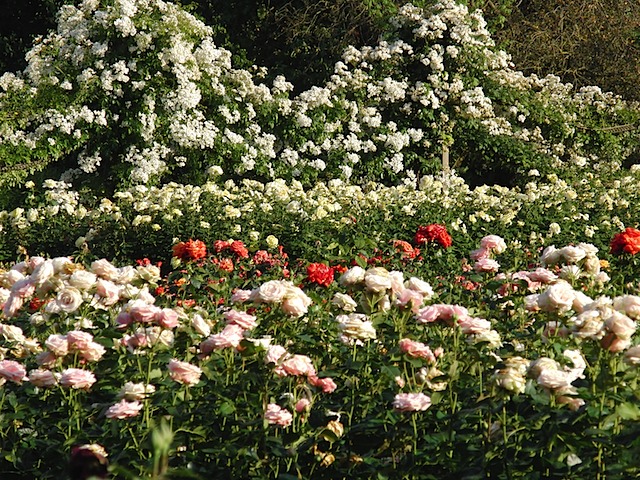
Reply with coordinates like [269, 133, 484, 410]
[91, 259, 120, 281]
[168, 359, 202, 386]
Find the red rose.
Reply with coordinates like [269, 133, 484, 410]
[172, 239, 207, 261]
[229, 240, 249, 259]
[610, 227, 640, 255]
[414, 224, 452, 248]
[306, 262, 335, 287]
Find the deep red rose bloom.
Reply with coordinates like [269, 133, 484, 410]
[610, 227, 640, 255]
[173, 239, 207, 261]
[306, 262, 335, 287]
[414, 224, 452, 248]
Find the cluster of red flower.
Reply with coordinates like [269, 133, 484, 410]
[172, 239, 207, 261]
[414, 224, 452, 249]
[610, 227, 640, 255]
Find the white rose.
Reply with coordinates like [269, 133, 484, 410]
[31, 260, 55, 287]
[332, 293, 358, 312]
[364, 267, 392, 293]
[69, 270, 98, 290]
[54, 287, 84, 313]
[252, 280, 290, 303]
[559, 246, 587, 264]
[91, 259, 120, 280]
[339, 266, 366, 286]
[613, 295, 640, 320]
[537, 281, 575, 313]
[191, 313, 211, 337]
[605, 311, 636, 340]
[537, 369, 572, 390]
[540, 245, 560, 267]
[51, 257, 72, 273]
[406, 277, 434, 298]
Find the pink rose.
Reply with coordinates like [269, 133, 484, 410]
[67, 330, 94, 351]
[2, 293, 23, 318]
[224, 309, 257, 330]
[168, 359, 202, 386]
[200, 324, 245, 354]
[392, 393, 432, 412]
[105, 399, 144, 419]
[230, 289, 252, 303]
[80, 342, 107, 362]
[129, 302, 160, 323]
[309, 376, 337, 393]
[265, 345, 288, 365]
[54, 287, 84, 313]
[95, 279, 120, 306]
[0, 359, 27, 383]
[264, 403, 292, 427]
[395, 289, 425, 313]
[282, 354, 316, 377]
[12, 278, 36, 299]
[295, 398, 311, 413]
[91, 259, 120, 281]
[155, 308, 180, 329]
[59, 368, 97, 390]
[474, 258, 500, 273]
[28, 368, 58, 387]
[399, 338, 437, 362]
[480, 235, 507, 254]
[457, 317, 492, 334]
[45, 334, 69, 357]
[470, 248, 489, 262]
[605, 311, 636, 340]
[528, 268, 558, 284]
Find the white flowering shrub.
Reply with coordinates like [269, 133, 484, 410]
[0, 0, 639, 190]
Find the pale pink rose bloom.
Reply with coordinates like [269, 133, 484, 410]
[295, 398, 311, 413]
[470, 248, 489, 262]
[230, 289, 252, 303]
[27, 256, 45, 271]
[116, 266, 137, 285]
[364, 267, 392, 293]
[537, 369, 572, 390]
[28, 369, 58, 387]
[605, 311, 636, 340]
[480, 235, 507, 254]
[129, 301, 161, 323]
[95, 279, 120, 306]
[537, 281, 575, 313]
[540, 245, 561, 267]
[36, 351, 57, 367]
[406, 277, 434, 298]
[91, 259, 120, 281]
[623, 345, 640, 366]
[69, 270, 97, 290]
[224, 309, 258, 330]
[2, 293, 23, 318]
[415, 304, 468, 324]
[392, 392, 432, 412]
[155, 308, 180, 329]
[474, 258, 500, 273]
[264, 403, 293, 427]
[572, 291, 594, 314]
[0, 359, 27, 383]
[168, 359, 202, 386]
[80, 342, 106, 362]
[458, 317, 492, 334]
[3, 269, 25, 287]
[399, 338, 436, 362]
[59, 368, 97, 390]
[121, 331, 149, 353]
[55, 287, 84, 313]
[338, 266, 366, 286]
[524, 294, 540, 312]
[12, 278, 35, 299]
[251, 280, 289, 303]
[118, 381, 156, 401]
[45, 334, 69, 356]
[200, 324, 245, 353]
[613, 295, 640, 320]
[116, 311, 133, 328]
[309, 376, 337, 393]
[527, 268, 558, 284]
[602, 335, 632, 353]
[395, 289, 425, 313]
[282, 354, 316, 377]
[31, 261, 55, 287]
[67, 330, 94, 351]
[388, 271, 405, 295]
[105, 399, 144, 419]
[265, 345, 288, 365]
